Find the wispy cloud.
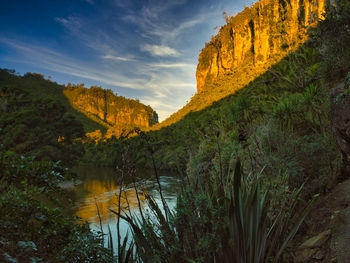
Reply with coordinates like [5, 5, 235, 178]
[141, 44, 179, 57]
[148, 17, 205, 46]
[55, 16, 82, 32]
[101, 54, 136, 62]
[149, 62, 196, 69]
[0, 38, 146, 90]
[0, 38, 195, 120]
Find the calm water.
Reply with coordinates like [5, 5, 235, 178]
[68, 166, 180, 251]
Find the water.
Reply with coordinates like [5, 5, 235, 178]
[68, 166, 180, 251]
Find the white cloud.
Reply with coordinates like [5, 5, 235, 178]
[141, 44, 179, 57]
[101, 54, 136, 62]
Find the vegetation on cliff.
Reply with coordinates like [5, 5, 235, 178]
[0, 70, 104, 133]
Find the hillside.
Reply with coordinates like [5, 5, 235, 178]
[0, 69, 158, 162]
[0, 70, 104, 133]
[155, 0, 326, 128]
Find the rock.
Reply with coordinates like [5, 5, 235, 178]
[295, 248, 325, 262]
[330, 206, 350, 263]
[331, 83, 350, 179]
[295, 248, 318, 263]
[312, 249, 325, 260]
[298, 230, 331, 250]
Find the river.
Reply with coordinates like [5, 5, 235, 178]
[67, 166, 181, 252]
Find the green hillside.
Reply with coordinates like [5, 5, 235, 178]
[0, 70, 158, 163]
[0, 70, 105, 133]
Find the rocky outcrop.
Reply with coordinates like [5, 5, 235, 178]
[331, 82, 350, 179]
[63, 85, 158, 134]
[196, 0, 326, 93]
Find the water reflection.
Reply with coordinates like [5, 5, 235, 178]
[75, 180, 147, 223]
[70, 166, 180, 251]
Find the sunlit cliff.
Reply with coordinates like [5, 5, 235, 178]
[63, 84, 158, 138]
[156, 0, 326, 128]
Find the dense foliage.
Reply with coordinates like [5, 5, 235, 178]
[0, 82, 84, 165]
[314, 0, 350, 81]
[0, 151, 113, 262]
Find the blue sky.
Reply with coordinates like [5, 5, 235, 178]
[0, 0, 252, 121]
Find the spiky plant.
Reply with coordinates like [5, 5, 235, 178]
[111, 160, 316, 263]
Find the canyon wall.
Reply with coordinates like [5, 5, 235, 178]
[196, 0, 325, 93]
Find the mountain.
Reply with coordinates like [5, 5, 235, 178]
[156, 0, 326, 128]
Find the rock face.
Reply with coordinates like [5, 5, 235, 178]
[63, 85, 158, 134]
[196, 0, 326, 93]
[331, 83, 350, 179]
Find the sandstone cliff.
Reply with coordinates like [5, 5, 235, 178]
[156, 0, 326, 128]
[197, 0, 325, 93]
[63, 85, 158, 138]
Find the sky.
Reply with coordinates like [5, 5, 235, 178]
[0, 0, 252, 121]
